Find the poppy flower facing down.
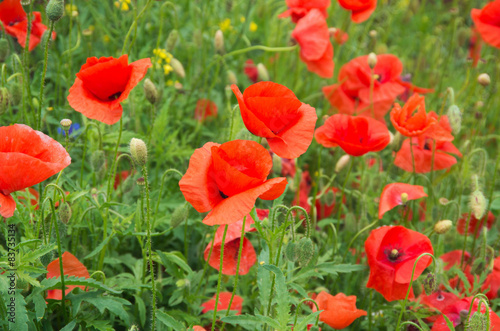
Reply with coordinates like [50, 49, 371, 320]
[201, 292, 243, 315]
[365, 225, 433, 302]
[46, 252, 90, 300]
[313, 291, 367, 329]
[278, 0, 331, 23]
[378, 183, 427, 219]
[338, 0, 377, 23]
[68, 55, 152, 125]
[204, 209, 268, 275]
[471, 0, 500, 49]
[0, 124, 71, 218]
[179, 140, 287, 226]
[0, 0, 55, 51]
[231, 82, 317, 159]
[194, 99, 218, 122]
[291, 9, 334, 78]
[244, 60, 258, 83]
[456, 211, 495, 238]
[315, 114, 390, 156]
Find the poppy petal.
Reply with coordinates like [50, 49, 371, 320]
[46, 252, 90, 300]
[378, 183, 427, 219]
[0, 193, 16, 218]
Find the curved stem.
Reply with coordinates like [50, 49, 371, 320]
[223, 44, 298, 58]
[292, 298, 320, 327]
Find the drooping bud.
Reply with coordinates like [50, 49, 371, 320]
[0, 87, 10, 115]
[0, 39, 10, 62]
[468, 311, 488, 331]
[477, 73, 490, 87]
[401, 192, 409, 205]
[470, 190, 486, 220]
[58, 202, 72, 224]
[285, 242, 299, 262]
[257, 63, 269, 81]
[171, 204, 189, 228]
[143, 78, 158, 105]
[130, 138, 148, 167]
[214, 29, 225, 54]
[423, 273, 437, 295]
[335, 155, 350, 173]
[165, 29, 179, 52]
[46, 0, 65, 22]
[447, 104, 462, 134]
[227, 70, 238, 85]
[297, 237, 314, 266]
[170, 58, 185, 78]
[272, 153, 282, 175]
[434, 220, 452, 234]
[367, 52, 377, 69]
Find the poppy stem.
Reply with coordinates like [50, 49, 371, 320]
[22, 1, 35, 126]
[336, 158, 354, 237]
[223, 44, 298, 58]
[292, 298, 320, 328]
[460, 212, 473, 269]
[50, 198, 67, 324]
[212, 224, 229, 331]
[409, 138, 416, 178]
[37, 21, 55, 130]
[121, 0, 153, 54]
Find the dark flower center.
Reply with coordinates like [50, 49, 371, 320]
[387, 248, 403, 262]
[219, 190, 229, 199]
[108, 92, 122, 100]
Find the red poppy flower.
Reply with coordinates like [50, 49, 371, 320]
[291, 9, 334, 78]
[46, 252, 90, 300]
[456, 211, 495, 238]
[390, 94, 439, 137]
[329, 27, 349, 45]
[231, 82, 317, 159]
[471, 0, 500, 49]
[114, 170, 131, 190]
[313, 291, 367, 329]
[338, 0, 377, 23]
[0, 124, 71, 218]
[323, 54, 406, 120]
[192, 327, 206, 331]
[278, 0, 330, 23]
[67, 55, 152, 125]
[194, 99, 218, 122]
[468, 28, 483, 67]
[439, 250, 471, 271]
[431, 297, 500, 331]
[204, 209, 268, 275]
[378, 183, 427, 219]
[315, 114, 390, 156]
[482, 256, 500, 299]
[244, 60, 258, 83]
[0, 0, 55, 51]
[396, 75, 435, 102]
[179, 140, 287, 226]
[201, 292, 243, 315]
[419, 291, 459, 323]
[365, 225, 433, 302]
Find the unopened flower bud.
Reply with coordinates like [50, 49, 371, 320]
[170, 58, 185, 78]
[423, 273, 437, 295]
[477, 73, 490, 86]
[9, 82, 22, 106]
[60, 118, 72, 130]
[468, 311, 488, 331]
[90, 150, 106, 171]
[130, 138, 148, 167]
[214, 29, 225, 54]
[367, 52, 377, 69]
[439, 197, 449, 205]
[171, 204, 189, 228]
[447, 105, 461, 135]
[227, 70, 238, 85]
[272, 153, 282, 175]
[401, 192, 409, 205]
[335, 155, 350, 173]
[143, 78, 158, 105]
[285, 242, 299, 262]
[470, 190, 486, 220]
[0, 39, 10, 62]
[297, 237, 314, 266]
[257, 63, 269, 81]
[0, 87, 10, 115]
[58, 202, 72, 224]
[434, 220, 452, 234]
[388, 131, 395, 145]
[166, 29, 179, 52]
[369, 30, 378, 38]
[46, 0, 64, 22]
[136, 177, 146, 186]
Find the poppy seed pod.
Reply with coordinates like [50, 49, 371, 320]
[46, 0, 64, 22]
[257, 63, 269, 81]
[166, 29, 179, 52]
[170, 58, 185, 78]
[171, 204, 189, 228]
[434, 220, 452, 234]
[143, 78, 158, 105]
[298, 237, 314, 266]
[0, 39, 9, 63]
[447, 104, 462, 134]
[130, 138, 148, 166]
[478, 73, 491, 86]
[0, 87, 10, 115]
[400, 192, 409, 205]
[367, 52, 377, 69]
[58, 202, 72, 224]
[214, 29, 225, 54]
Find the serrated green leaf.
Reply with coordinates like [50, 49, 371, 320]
[20, 243, 56, 264]
[295, 311, 322, 331]
[157, 250, 192, 275]
[60, 320, 77, 331]
[31, 293, 46, 321]
[221, 314, 265, 329]
[8, 290, 28, 331]
[84, 233, 114, 260]
[263, 264, 290, 329]
[156, 310, 185, 330]
[67, 291, 130, 323]
[442, 314, 455, 330]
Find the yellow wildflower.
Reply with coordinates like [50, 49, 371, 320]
[219, 18, 232, 32]
[250, 22, 258, 32]
[240, 16, 246, 23]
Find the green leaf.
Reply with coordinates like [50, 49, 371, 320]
[257, 242, 271, 310]
[84, 233, 114, 260]
[156, 310, 185, 330]
[134, 295, 146, 327]
[8, 290, 28, 331]
[316, 263, 366, 276]
[221, 314, 265, 329]
[67, 291, 130, 323]
[20, 243, 56, 264]
[157, 251, 192, 275]
[60, 320, 77, 331]
[263, 264, 290, 329]
[40, 276, 121, 294]
[442, 314, 455, 330]
[31, 293, 46, 321]
[295, 311, 322, 331]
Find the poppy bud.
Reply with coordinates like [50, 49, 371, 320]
[297, 237, 314, 266]
[447, 104, 461, 134]
[143, 78, 158, 105]
[367, 52, 377, 69]
[272, 153, 282, 175]
[171, 204, 189, 228]
[469, 189, 486, 220]
[58, 202, 72, 224]
[0, 39, 9, 63]
[401, 192, 408, 205]
[46, 0, 65, 22]
[21, 0, 31, 4]
[434, 220, 452, 234]
[0, 87, 10, 115]
[285, 242, 299, 262]
[468, 312, 488, 331]
[257, 63, 269, 81]
[423, 273, 437, 295]
[90, 150, 106, 171]
[9, 82, 22, 106]
[227, 70, 238, 85]
[214, 29, 225, 54]
[56, 219, 67, 238]
[388, 131, 395, 145]
[335, 154, 350, 173]
[166, 29, 179, 52]
[136, 177, 146, 186]
[170, 58, 185, 78]
[130, 138, 148, 167]
[39, 250, 54, 267]
[477, 73, 490, 86]
[369, 30, 377, 38]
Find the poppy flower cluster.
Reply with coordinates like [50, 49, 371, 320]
[0, 124, 71, 218]
[471, 0, 500, 49]
[46, 252, 90, 300]
[179, 140, 287, 226]
[313, 291, 367, 329]
[278, 0, 330, 23]
[0, 0, 55, 51]
[338, 0, 378, 23]
[231, 82, 317, 159]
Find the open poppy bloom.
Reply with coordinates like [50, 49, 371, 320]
[323, 54, 406, 120]
[204, 209, 268, 275]
[439, 250, 471, 271]
[0, 124, 71, 218]
[291, 9, 334, 78]
[483, 256, 500, 300]
[312, 291, 366, 329]
[431, 297, 500, 330]
[315, 114, 390, 156]
[419, 290, 459, 323]
[179, 140, 287, 226]
[365, 225, 433, 302]
[338, 0, 377, 23]
[201, 292, 243, 315]
[0, 0, 55, 51]
[378, 183, 427, 219]
[67, 55, 152, 125]
[278, 0, 330, 23]
[471, 0, 500, 49]
[194, 99, 218, 122]
[456, 211, 495, 238]
[231, 82, 317, 159]
[390, 94, 438, 137]
[244, 59, 258, 83]
[46, 252, 90, 300]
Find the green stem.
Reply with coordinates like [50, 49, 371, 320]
[107, 117, 124, 200]
[121, 0, 153, 54]
[142, 166, 156, 330]
[37, 21, 55, 130]
[50, 199, 67, 324]
[223, 44, 298, 58]
[212, 225, 229, 331]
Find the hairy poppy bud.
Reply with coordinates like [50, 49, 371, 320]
[335, 154, 350, 173]
[0, 39, 9, 63]
[367, 52, 377, 69]
[56, 219, 67, 238]
[90, 150, 106, 172]
[297, 237, 314, 266]
[46, 0, 64, 22]
[468, 312, 488, 331]
[130, 138, 148, 167]
[477, 73, 490, 87]
[171, 204, 189, 228]
[0, 87, 10, 115]
[257, 63, 269, 81]
[143, 78, 158, 105]
[166, 29, 179, 52]
[423, 273, 437, 295]
[9, 82, 22, 106]
[272, 153, 282, 175]
[136, 177, 146, 186]
[227, 70, 238, 85]
[59, 202, 72, 224]
[447, 105, 461, 134]
[470, 190, 486, 220]
[434, 220, 452, 234]
[285, 242, 298, 262]
[39, 250, 54, 267]
[60, 118, 72, 130]
[214, 29, 225, 54]
[170, 58, 185, 78]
